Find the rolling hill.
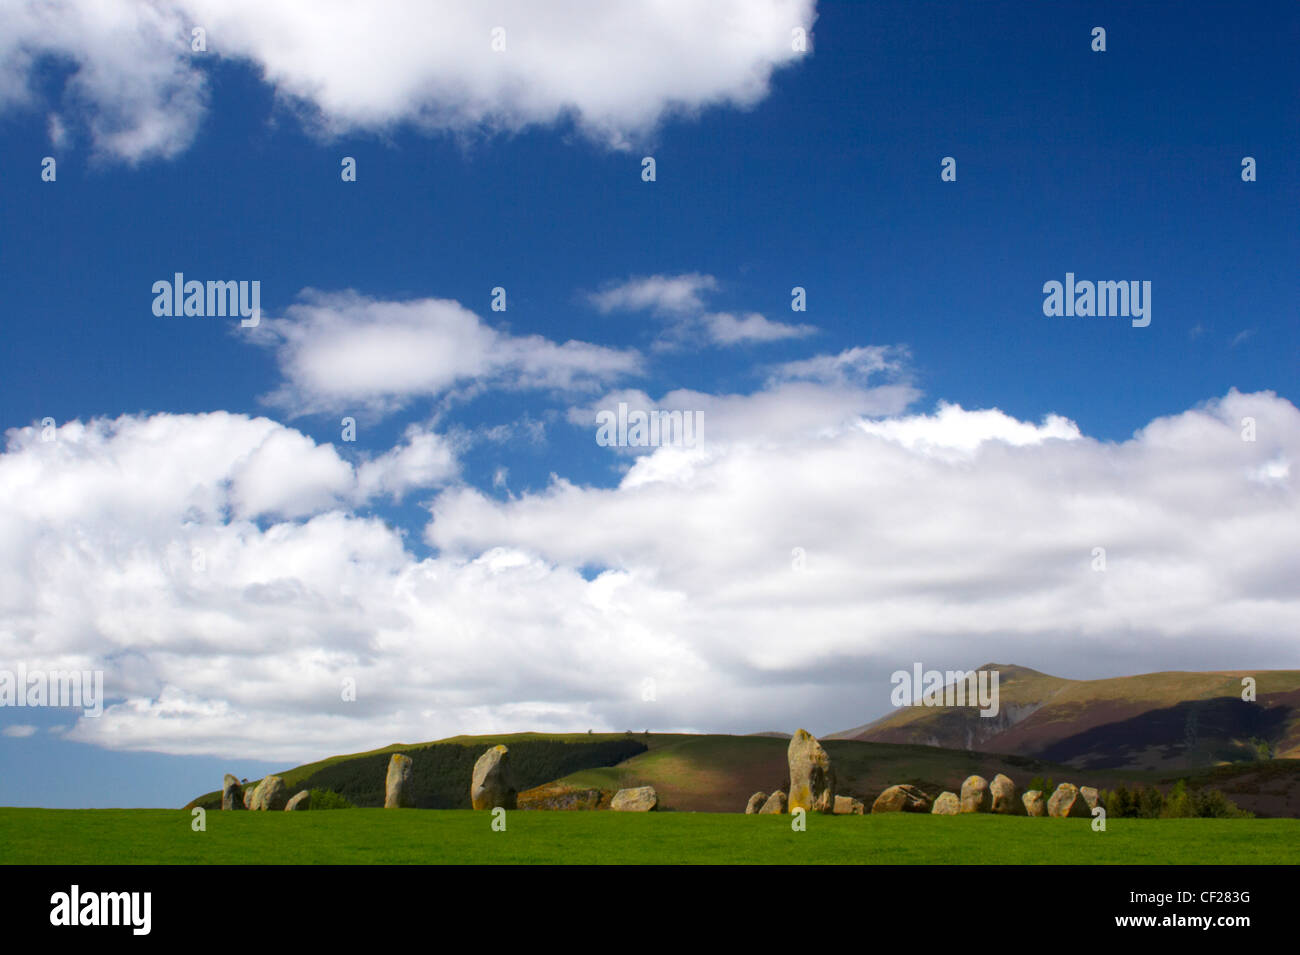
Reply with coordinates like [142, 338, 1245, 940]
[186, 666, 1300, 818]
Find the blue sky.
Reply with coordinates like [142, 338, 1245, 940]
[0, 1, 1297, 807]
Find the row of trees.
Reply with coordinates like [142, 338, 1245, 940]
[1026, 776, 1251, 817]
[1100, 781, 1252, 819]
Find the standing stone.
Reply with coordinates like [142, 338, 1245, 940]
[285, 790, 311, 811]
[1080, 786, 1101, 810]
[990, 774, 1026, 815]
[385, 753, 413, 809]
[745, 792, 769, 814]
[759, 790, 788, 814]
[787, 729, 835, 814]
[870, 784, 932, 813]
[1022, 790, 1047, 816]
[471, 744, 517, 810]
[222, 774, 244, 811]
[611, 786, 658, 812]
[517, 784, 605, 811]
[243, 785, 256, 810]
[249, 775, 288, 811]
[932, 791, 961, 815]
[960, 774, 991, 813]
[834, 794, 867, 814]
[1048, 783, 1091, 818]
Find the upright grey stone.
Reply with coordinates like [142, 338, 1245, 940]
[249, 775, 288, 811]
[990, 774, 1026, 815]
[471, 745, 517, 810]
[222, 774, 244, 811]
[385, 754, 414, 809]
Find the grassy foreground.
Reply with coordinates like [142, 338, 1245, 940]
[2, 808, 1297, 865]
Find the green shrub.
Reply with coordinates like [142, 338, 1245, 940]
[1162, 780, 1195, 818]
[1102, 785, 1133, 818]
[1248, 736, 1273, 761]
[1192, 787, 1252, 818]
[1137, 784, 1166, 818]
[308, 788, 355, 810]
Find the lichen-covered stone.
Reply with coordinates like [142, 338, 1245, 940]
[759, 790, 788, 814]
[1022, 790, 1047, 816]
[249, 775, 287, 811]
[787, 729, 835, 814]
[1048, 783, 1091, 818]
[518, 784, 609, 810]
[959, 774, 991, 813]
[834, 794, 867, 814]
[932, 791, 960, 814]
[610, 786, 658, 811]
[871, 784, 932, 813]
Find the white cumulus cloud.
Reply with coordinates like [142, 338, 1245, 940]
[0, 0, 817, 161]
[254, 290, 643, 416]
[1, 389, 1296, 762]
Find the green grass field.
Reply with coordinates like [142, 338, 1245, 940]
[2, 808, 1296, 865]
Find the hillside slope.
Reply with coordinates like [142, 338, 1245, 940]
[835, 665, 1300, 771]
[544, 733, 1300, 817]
[551, 734, 1097, 812]
[185, 668, 1300, 817]
[186, 732, 688, 810]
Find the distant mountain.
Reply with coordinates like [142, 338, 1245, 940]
[831, 664, 1300, 772]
